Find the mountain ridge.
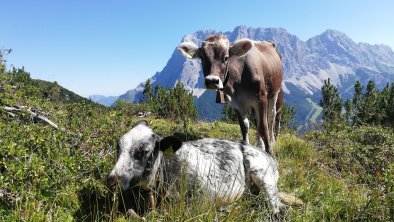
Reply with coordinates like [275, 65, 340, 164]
[89, 95, 119, 107]
[116, 26, 394, 124]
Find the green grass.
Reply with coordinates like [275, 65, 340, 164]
[305, 98, 323, 123]
[1, 67, 393, 221]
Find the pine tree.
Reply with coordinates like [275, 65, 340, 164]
[351, 80, 394, 128]
[171, 82, 197, 128]
[320, 78, 342, 124]
[343, 99, 352, 123]
[221, 103, 238, 123]
[352, 80, 363, 125]
[153, 85, 169, 117]
[0, 48, 12, 73]
[142, 79, 154, 110]
[377, 83, 390, 125]
[279, 103, 296, 131]
[144, 82, 197, 129]
[386, 83, 394, 127]
[360, 80, 378, 125]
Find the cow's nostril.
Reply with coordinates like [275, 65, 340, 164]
[205, 78, 219, 85]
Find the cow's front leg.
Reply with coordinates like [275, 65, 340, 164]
[235, 109, 249, 144]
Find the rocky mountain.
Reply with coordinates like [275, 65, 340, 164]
[117, 26, 394, 125]
[89, 95, 119, 107]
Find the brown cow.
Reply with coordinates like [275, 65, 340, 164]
[179, 35, 283, 155]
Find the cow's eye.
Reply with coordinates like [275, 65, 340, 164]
[224, 56, 229, 63]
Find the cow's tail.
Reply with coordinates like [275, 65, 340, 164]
[278, 192, 304, 206]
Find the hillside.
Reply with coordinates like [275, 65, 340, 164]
[1, 62, 393, 221]
[117, 26, 394, 124]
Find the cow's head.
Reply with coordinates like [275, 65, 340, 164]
[179, 35, 254, 90]
[106, 121, 182, 191]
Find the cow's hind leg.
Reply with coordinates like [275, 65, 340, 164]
[268, 92, 279, 149]
[274, 88, 283, 139]
[274, 110, 281, 139]
[254, 99, 271, 154]
[235, 108, 250, 144]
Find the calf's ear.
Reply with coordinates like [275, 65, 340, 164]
[178, 42, 200, 59]
[229, 39, 253, 57]
[158, 136, 183, 157]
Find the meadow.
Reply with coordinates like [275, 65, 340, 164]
[0, 64, 393, 221]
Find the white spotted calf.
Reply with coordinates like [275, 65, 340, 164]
[107, 121, 291, 219]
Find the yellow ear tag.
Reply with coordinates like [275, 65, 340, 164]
[163, 146, 175, 157]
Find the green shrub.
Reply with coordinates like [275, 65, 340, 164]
[1, 61, 392, 221]
[304, 125, 394, 221]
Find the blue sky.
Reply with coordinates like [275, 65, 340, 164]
[1, 0, 393, 97]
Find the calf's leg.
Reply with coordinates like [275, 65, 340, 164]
[249, 163, 283, 216]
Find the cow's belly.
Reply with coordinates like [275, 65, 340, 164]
[230, 90, 259, 111]
[176, 139, 247, 202]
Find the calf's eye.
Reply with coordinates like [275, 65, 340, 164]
[133, 149, 148, 160]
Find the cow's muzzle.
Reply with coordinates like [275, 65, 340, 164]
[205, 75, 223, 90]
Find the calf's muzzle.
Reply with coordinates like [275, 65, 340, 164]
[106, 174, 118, 192]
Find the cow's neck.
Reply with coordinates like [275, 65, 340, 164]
[155, 155, 181, 188]
[222, 61, 230, 89]
[222, 72, 235, 99]
[216, 62, 231, 104]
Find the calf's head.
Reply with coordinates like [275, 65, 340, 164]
[179, 35, 254, 90]
[106, 121, 182, 191]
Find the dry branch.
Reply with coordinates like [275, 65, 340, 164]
[3, 106, 65, 131]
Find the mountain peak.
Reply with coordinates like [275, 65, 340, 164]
[181, 26, 293, 45]
[309, 29, 354, 45]
[117, 26, 394, 124]
[182, 29, 218, 45]
[321, 29, 348, 37]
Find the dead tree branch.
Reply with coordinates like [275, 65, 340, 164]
[3, 106, 65, 131]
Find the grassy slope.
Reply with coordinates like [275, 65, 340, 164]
[1, 68, 392, 221]
[305, 98, 322, 123]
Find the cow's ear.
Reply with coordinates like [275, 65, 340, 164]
[158, 136, 183, 157]
[178, 42, 200, 59]
[229, 39, 254, 57]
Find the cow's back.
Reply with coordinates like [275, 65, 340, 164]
[174, 138, 246, 202]
[247, 41, 283, 98]
[227, 40, 282, 103]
